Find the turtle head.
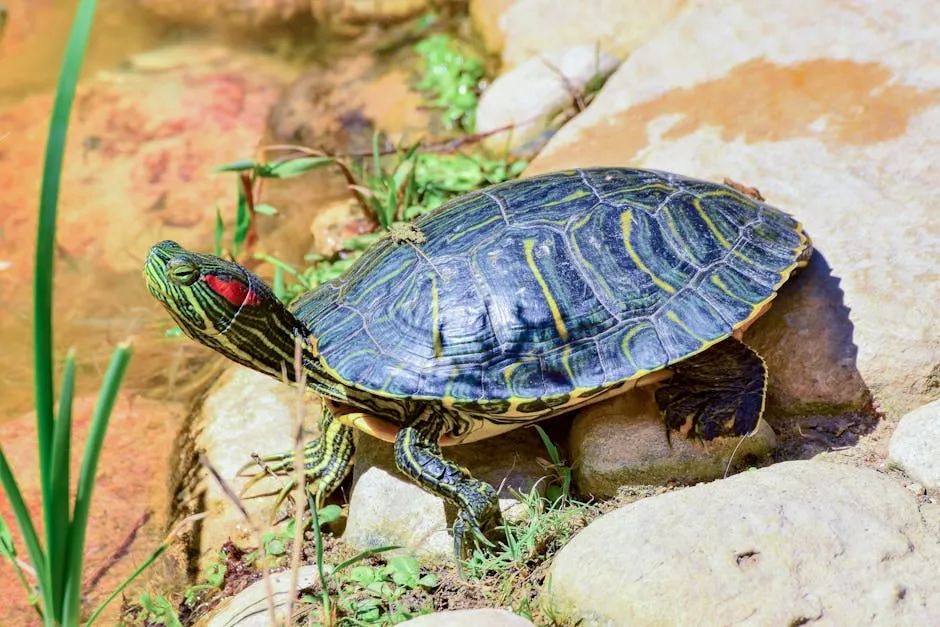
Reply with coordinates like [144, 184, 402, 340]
[144, 240, 308, 379]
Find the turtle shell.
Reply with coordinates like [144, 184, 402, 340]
[292, 168, 809, 415]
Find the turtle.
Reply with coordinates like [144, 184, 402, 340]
[144, 167, 811, 556]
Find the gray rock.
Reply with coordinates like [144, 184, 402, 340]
[889, 399, 940, 490]
[344, 428, 549, 559]
[201, 566, 320, 627]
[570, 387, 776, 497]
[471, 0, 685, 67]
[477, 45, 619, 156]
[543, 461, 940, 625]
[399, 608, 534, 627]
[526, 0, 940, 419]
[184, 366, 322, 569]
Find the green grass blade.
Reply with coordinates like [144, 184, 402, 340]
[62, 342, 132, 626]
[0, 450, 51, 618]
[34, 5, 99, 616]
[83, 542, 169, 626]
[232, 178, 250, 258]
[213, 207, 224, 257]
[0, 512, 40, 615]
[47, 351, 76, 619]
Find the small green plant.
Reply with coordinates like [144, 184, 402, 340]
[460, 486, 600, 620]
[337, 555, 438, 624]
[414, 34, 485, 132]
[214, 142, 526, 305]
[533, 425, 573, 503]
[135, 593, 182, 627]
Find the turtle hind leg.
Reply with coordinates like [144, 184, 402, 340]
[655, 337, 767, 440]
[393, 412, 502, 559]
[245, 403, 355, 508]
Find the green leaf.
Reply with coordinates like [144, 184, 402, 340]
[272, 265, 285, 302]
[347, 565, 376, 586]
[214, 207, 224, 257]
[266, 156, 334, 178]
[47, 351, 76, 614]
[265, 538, 286, 556]
[332, 545, 400, 574]
[387, 555, 420, 579]
[417, 573, 438, 588]
[253, 203, 278, 216]
[316, 504, 343, 526]
[62, 342, 132, 625]
[215, 159, 257, 172]
[232, 177, 251, 257]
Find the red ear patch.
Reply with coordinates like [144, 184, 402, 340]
[203, 274, 261, 307]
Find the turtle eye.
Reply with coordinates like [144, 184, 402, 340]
[166, 256, 199, 286]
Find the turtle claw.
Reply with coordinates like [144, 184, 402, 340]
[453, 507, 502, 561]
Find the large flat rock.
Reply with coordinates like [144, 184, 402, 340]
[526, 0, 940, 418]
[544, 461, 940, 625]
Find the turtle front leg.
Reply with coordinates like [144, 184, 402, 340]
[247, 403, 356, 507]
[393, 413, 503, 559]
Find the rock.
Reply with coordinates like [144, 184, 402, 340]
[570, 388, 776, 497]
[309, 198, 375, 257]
[544, 461, 940, 625]
[476, 45, 619, 156]
[469, 0, 507, 56]
[267, 52, 438, 155]
[472, 0, 685, 67]
[344, 428, 548, 559]
[180, 366, 322, 568]
[139, 0, 429, 31]
[0, 395, 186, 625]
[201, 565, 319, 627]
[889, 399, 940, 491]
[526, 0, 940, 418]
[137, 0, 306, 27]
[313, 0, 430, 25]
[399, 608, 534, 627]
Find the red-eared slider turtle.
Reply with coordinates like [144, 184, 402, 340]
[144, 168, 811, 556]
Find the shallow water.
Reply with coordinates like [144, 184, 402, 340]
[0, 0, 310, 421]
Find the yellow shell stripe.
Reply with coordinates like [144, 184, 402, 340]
[620, 210, 676, 294]
[349, 258, 414, 305]
[692, 195, 733, 249]
[446, 214, 502, 244]
[523, 238, 569, 342]
[569, 212, 617, 304]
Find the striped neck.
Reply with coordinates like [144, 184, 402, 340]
[144, 240, 347, 401]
